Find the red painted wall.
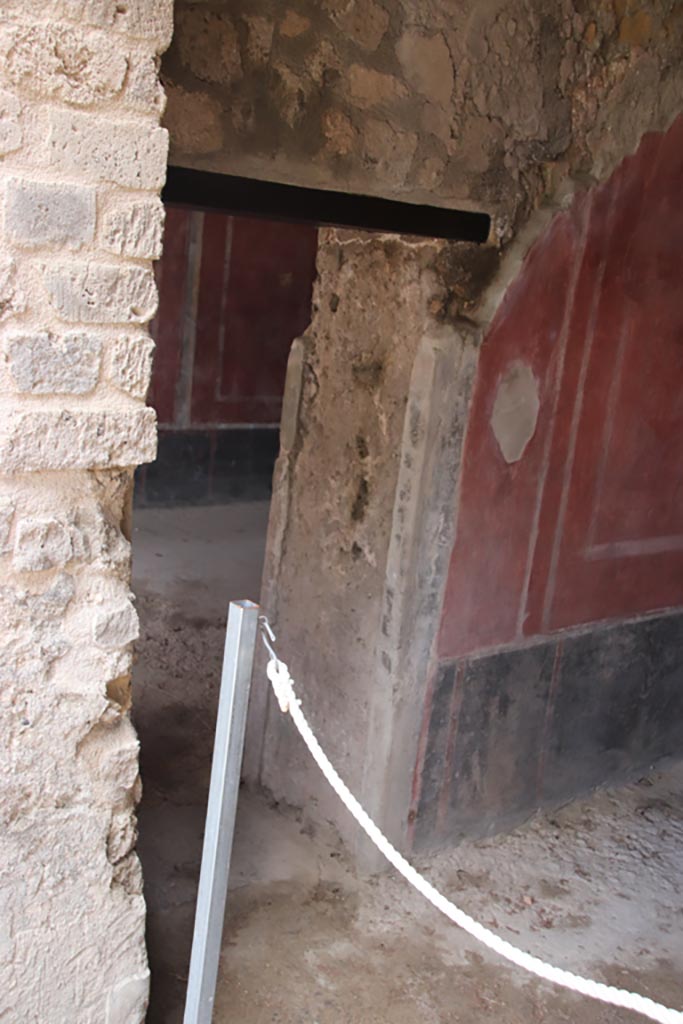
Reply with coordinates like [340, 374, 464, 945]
[149, 208, 317, 426]
[439, 114, 683, 660]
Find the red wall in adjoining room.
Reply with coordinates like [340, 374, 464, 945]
[438, 113, 683, 661]
[148, 208, 318, 427]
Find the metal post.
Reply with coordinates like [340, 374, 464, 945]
[183, 599, 259, 1024]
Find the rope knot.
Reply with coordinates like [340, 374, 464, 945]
[266, 657, 299, 714]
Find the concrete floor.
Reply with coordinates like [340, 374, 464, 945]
[132, 503, 683, 1024]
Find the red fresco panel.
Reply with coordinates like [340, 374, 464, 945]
[437, 203, 585, 659]
[191, 214, 317, 425]
[540, 118, 683, 632]
[439, 114, 683, 659]
[188, 211, 229, 423]
[523, 180, 616, 636]
[147, 207, 191, 425]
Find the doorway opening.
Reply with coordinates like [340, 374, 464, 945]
[132, 173, 491, 1020]
[132, 196, 317, 1020]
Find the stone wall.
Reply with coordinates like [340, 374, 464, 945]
[0, 2, 172, 1020]
[164, 0, 683, 238]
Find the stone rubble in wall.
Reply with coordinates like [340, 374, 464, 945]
[0, 1, 173, 1021]
[163, 0, 683, 248]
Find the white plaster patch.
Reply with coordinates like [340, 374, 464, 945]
[490, 360, 540, 463]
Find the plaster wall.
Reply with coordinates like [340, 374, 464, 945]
[0, 2, 172, 1019]
[413, 114, 683, 848]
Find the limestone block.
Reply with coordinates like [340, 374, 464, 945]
[124, 56, 166, 115]
[0, 408, 157, 472]
[68, 519, 91, 563]
[0, 257, 25, 321]
[175, 9, 242, 85]
[107, 809, 137, 863]
[77, 715, 141, 804]
[102, 199, 165, 259]
[48, 110, 168, 190]
[62, 0, 173, 49]
[279, 10, 311, 38]
[322, 109, 356, 156]
[4, 179, 96, 249]
[277, 67, 312, 128]
[111, 850, 144, 896]
[43, 264, 158, 325]
[13, 517, 72, 571]
[396, 31, 454, 107]
[0, 501, 15, 553]
[244, 16, 274, 66]
[94, 601, 139, 649]
[0, 90, 22, 157]
[163, 84, 224, 155]
[347, 66, 408, 108]
[326, 0, 390, 51]
[4, 25, 127, 106]
[7, 331, 101, 394]
[363, 119, 418, 186]
[108, 335, 154, 399]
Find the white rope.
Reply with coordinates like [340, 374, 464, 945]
[261, 627, 683, 1024]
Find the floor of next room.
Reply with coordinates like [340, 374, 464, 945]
[132, 503, 683, 1024]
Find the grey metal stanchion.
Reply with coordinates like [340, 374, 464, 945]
[183, 600, 259, 1024]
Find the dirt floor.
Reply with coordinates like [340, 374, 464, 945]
[132, 503, 683, 1024]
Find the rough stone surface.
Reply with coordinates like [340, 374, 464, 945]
[48, 109, 169, 189]
[124, 55, 167, 116]
[102, 199, 165, 259]
[105, 972, 151, 1024]
[0, 0, 167, 1016]
[0, 257, 25, 321]
[0, 409, 157, 473]
[0, 89, 22, 156]
[396, 30, 454, 107]
[107, 335, 155, 400]
[3, 24, 127, 106]
[255, 230, 475, 845]
[59, 0, 174, 50]
[0, 500, 14, 553]
[43, 264, 158, 324]
[7, 331, 102, 394]
[174, 8, 243, 85]
[162, 85, 224, 154]
[13, 516, 73, 571]
[0, 470, 148, 1022]
[4, 178, 96, 248]
[165, 0, 683, 238]
[94, 601, 139, 650]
